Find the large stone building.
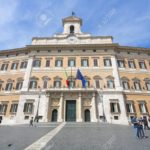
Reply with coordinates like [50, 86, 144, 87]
[0, 15, 150, 125]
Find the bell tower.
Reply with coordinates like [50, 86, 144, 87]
[62, 13, 82, 35]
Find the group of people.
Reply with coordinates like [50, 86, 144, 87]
[131, 116, 150, 139]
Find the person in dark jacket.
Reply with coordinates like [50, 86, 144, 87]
[29, 117, 34, 127]
[143, 116, 149, 130]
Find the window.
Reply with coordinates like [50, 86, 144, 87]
[145, 81, 150, 91]
[67, 76, 75, 88]
[23, 102, 33, 113]
[139, 61, 146, 69]
[16, 82, 23, 90]
[110, 101, 120, 113]
[128, 60, 135, 69]
[45, 60, 50, 67]
[139, 102, 147, 113]
[1, 63, 8, 71]
[93, 59, 98, 67]
[68, 59, 75, 67]
[117, 60, 125, 68]
[0, 104, 8, 115]
[55, 59, 62, 67]
[107, 80, 115, 88]
[29, 81, 37, 89]
[81, 59, 89, 67]
[134, 81, 141, 90]
[54, 81, 61, 88]
[10, 103, 18, 113]
[68, 80, 75, 88]
[20, 61, 28, 69]
[122, 81, 129, 90]
[104, 58, 112, 67]
[95, 80, 100, 88]
[5, 82, 13, 91]
[43, 80, 48, 89]
[85, 80, 90, 87]
[11, 62, 18, 70]
[33, 60, 41, 68]
[126, 103, 134, 113]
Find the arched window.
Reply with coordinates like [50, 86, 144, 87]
[54, 76, 62, 88]
[84, 76, 90, 88]
[29, 77, 38, 89]
[132, 78, 141, 90]
[121, 77, 130, 90]
[16, 78, 24, 90]
[144, 78, 150, 91]
[93, 76, 102, 89]
[106, 76, 115, 89]
[5, 79, 13, 91]
[67, 76, 75, 88]
[70, 25, 74, 34]
[42, 76, 50, 89]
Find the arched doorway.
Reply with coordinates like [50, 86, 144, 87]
[51, 109, 58, 122]
[85, 109, 90, 122]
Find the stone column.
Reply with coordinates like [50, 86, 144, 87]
[44, 95, 49, 122]
[91, 92, 97, 122]
[77, 93, 82, 122]
[21, 56, 34, 91]
[58, 93, 63, 122]
[111, 56, 122, 91]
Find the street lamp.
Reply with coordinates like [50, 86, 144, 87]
[35, 87, 42, 123]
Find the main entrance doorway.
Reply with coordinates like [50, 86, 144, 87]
[66, 100, 76, 122]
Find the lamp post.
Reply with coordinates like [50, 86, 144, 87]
[35, 87, 42, 123]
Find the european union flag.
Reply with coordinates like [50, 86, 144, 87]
[76, 69, 86, 88]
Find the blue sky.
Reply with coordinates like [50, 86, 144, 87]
[0, 0, 150, 50]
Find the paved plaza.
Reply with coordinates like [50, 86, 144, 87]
[0, 123, 150, 150]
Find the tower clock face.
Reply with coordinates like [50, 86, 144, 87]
[67, 36, 78, 44]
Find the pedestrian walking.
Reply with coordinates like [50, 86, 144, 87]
[131, 116, 138, 138]
[29, 117, 34, 127]
[143, 116, 149, 130]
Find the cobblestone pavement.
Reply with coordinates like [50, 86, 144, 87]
[0, 123, 59, 150]
[0, 123, 150, 150]
[43, 123, 150, 150]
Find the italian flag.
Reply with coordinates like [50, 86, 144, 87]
[64, 69, 69, 87]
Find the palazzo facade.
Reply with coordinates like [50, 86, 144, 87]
[0, 15, 150, 125]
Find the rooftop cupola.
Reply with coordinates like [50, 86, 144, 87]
[62, 12, 82, 34]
